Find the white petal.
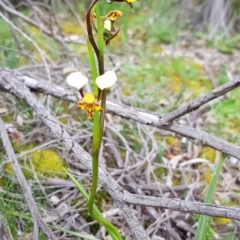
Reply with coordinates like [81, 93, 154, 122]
[96, 71, 117, 90]
[66, 72, 88, 89]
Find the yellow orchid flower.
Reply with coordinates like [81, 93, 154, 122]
[66, 71, 117, 118]
[105, 10, 123, 21]
[77, 93, 102, 119]
[93, 10, 123, 21]
[93, 10, 123, 45]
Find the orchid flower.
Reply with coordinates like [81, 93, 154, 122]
[93, 10, 123, 45]
[66, 71, 117, 118]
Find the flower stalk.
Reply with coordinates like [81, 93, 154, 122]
[67, 0, 136, 238]
[86, 1, 121, 240]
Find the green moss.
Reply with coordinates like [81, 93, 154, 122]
[95, 190, 111, 212]
[213, 217, 232, 225]
[61, 21, 85, 35]
[164, 136, 182, 155]
[152, 167, 167, 181]
[165, 136, 179, 146]
[200, 167, 212, 185]
[2, 114, 14, 123]
[172, 175, 181, 186]
[199, 147, 216, 163]
[58, 117, 68, 124]
[15, 143, 35, 153]
[29, 150, 67, 178]
[4, 150, 67, 180]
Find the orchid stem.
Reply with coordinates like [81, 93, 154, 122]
[86, 1, 122, 240]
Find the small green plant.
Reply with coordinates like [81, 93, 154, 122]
[194, 157, 225, 240]
[65, 1, 137, 239]
[148, 19, 178, 44]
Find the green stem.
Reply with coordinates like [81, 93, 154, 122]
[194, 157, 225, 240]
[90, 112, 121, 240]
[95, 1, 106, 147]
[86, 1, 122, 240]
[99, 89, 107, 142]
[87, 38, 98, 94]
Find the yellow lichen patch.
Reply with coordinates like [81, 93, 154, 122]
[30, 150, 67, 178]
[152, 167, 167, 181]
[150, 45, 164, 54]
[168, 74, 212, 97]
[200, 167, 212, 185]
[199, 147, 216, 163]
[75, 45, 88, 55]
[164, 136, 182, 155]
[61, 21, 84, 35]
[165, 136, 179, 146]
[213, 217, 232, 225]
[21, 25, 59, 60]
[229, 118, 240, 140]
[230, 118, 240, 129]
[3, 162, 13, 176]
[2, 113, 14, 123]
[3, 150, 67, 180]
[169, 74, 182, 93]
[157, 57, 213, 98]
[172, 175, 181, 186]
[58, 117, 68, 124]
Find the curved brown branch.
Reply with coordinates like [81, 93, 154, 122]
[86, 0, 100, 58]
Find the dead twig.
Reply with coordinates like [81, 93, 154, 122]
[0, 117, 58, 240]
[16, 72, 240, 160]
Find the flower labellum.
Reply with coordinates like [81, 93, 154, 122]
[105, 10, 123, 21]
[77, 93, 102, 119]
[103, 19, 113, 32]
[96, 71, 117, 90]
[66, 72, 88, 90]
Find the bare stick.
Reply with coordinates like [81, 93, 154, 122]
[122, 192, 240, 221]
[0, 118, 58, 240]
[158, 75, 240, 125]
[16, 72, 240, 160]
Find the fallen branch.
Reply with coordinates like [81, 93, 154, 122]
[16, 71, 240, 160]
